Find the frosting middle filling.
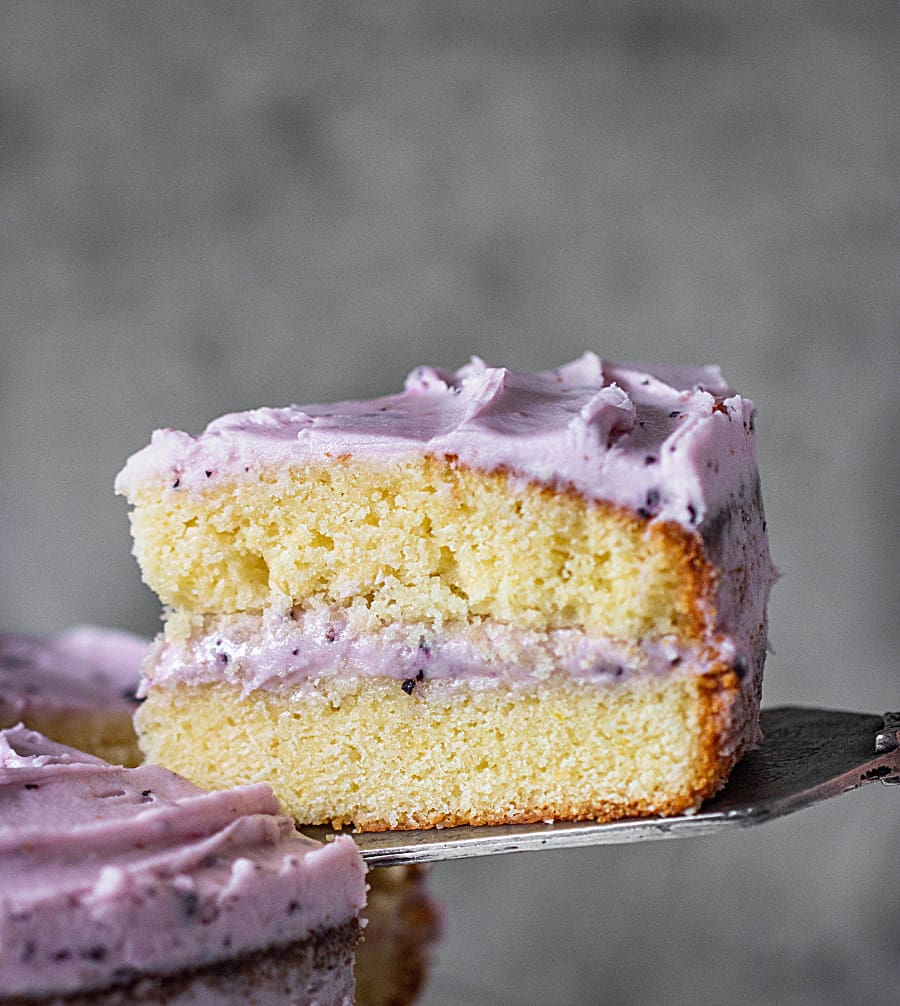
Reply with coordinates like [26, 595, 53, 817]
[148, 605, 746, 699]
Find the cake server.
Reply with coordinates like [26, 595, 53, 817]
[306, 706, 900, 867]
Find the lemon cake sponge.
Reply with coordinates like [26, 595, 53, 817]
[116, 354, 777, 830]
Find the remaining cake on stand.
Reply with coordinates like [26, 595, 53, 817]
[0, 725, 366, 1006]
[0, 626, 147, 767]
[117, 353, 777, 831]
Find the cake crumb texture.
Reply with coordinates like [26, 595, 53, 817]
[127, 457, 712, 641]
[136, 671, 752, 831]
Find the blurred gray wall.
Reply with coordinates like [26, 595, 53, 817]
[1, 3, 897, 1004]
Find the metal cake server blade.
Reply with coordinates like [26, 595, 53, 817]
[304, 707, 900, 867]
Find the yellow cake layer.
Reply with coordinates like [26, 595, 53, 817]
[126, 456, 711, 641]
[135, 671, 749, 831]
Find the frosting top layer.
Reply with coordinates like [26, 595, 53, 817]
[0, 626, 147, 721]
[116, 353, 758, 527]
[0, 725, 366, 997]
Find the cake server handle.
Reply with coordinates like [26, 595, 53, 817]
[311, 706, 900, 866]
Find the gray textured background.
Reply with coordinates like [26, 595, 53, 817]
[1, 3, 897, 1004]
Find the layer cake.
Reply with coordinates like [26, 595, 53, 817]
[116, 354, 777, 830]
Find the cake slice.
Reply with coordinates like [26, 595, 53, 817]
[0, 724, 366, 1005]
[116, 353, 777, 830]
[0, 626, 147, 766]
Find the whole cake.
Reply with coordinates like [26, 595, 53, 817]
[116, 353, 777, 830]
[0, 626, 147, 766]
[0, 724, 366, 1005]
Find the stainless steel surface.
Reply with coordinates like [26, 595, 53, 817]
[305, 707, 900, 867]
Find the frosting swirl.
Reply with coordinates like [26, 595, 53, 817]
[116, 352, 758, 529]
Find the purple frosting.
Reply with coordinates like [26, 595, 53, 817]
[146, 608, 732, 698]
[116, 353, 757, 530]
[0, 626, 147, 724]
[0, 725, 366, 999]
